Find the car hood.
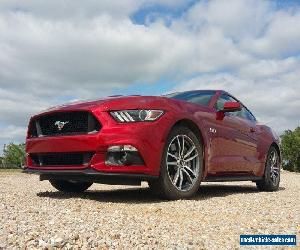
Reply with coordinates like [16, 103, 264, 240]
[33, 95, 175, 117]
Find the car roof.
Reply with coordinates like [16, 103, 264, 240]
[165, 89, 223, 95]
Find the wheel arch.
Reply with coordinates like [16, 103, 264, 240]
[171, 119, 204, 146]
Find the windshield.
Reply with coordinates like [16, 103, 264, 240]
[165, 90, 216, 107]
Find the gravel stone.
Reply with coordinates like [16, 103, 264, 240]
[0, 170, 299, 249]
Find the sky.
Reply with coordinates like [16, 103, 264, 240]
[0, 0, 300, 153]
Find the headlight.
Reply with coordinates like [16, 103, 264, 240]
[110, 110, 164, 123]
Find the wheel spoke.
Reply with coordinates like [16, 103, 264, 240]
[181, 136, 185, 156]
[184, 165, 196, 178]
[167, 161, 178, 166]
[270, 151, 280, 179]
[178, 170, 183, 190]
[183, 146, 196, 159]
[184, 153, 198, 162]
[270, 152, 276, 166]
[176, 136, 181, 154]
[173, 168, 180, 185]
[272, 153, 276, 162]
[182, 168, 193, 184]
[168, 152, 178, 160]
[271, 173, 277, 183]
[273, 169, 279, 175]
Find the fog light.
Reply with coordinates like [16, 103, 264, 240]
[105, 145, 144, 166]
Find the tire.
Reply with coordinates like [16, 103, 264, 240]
[256, 146, 280, 191]
[49, 180, 93, 193]
[149, 126, 203, 200]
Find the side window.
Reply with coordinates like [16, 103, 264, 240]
[231, 107, 246, 119]
[215, 94, 257, 122]
[230, 106, 256, 122]
[243, 108, 256, 122]
[227, 103, 257, 122]
[215, 94, 236, 111]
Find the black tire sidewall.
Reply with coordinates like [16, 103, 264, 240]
[264, 147, 280, 190]
[49, 180, 93, 193]
[257, 146, 280, 191]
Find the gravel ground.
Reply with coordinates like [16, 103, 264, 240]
[0, 170, 299, 250]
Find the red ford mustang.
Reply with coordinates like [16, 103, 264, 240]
[24, 90, 281, 199]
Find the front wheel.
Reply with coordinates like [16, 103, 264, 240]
[149, 126, 203, 200]
[256, 146, 280, 191]
[49, 180, 93, 193]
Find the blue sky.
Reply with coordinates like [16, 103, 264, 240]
[0, 0, 300, 153]
[132, 0, 196, 25]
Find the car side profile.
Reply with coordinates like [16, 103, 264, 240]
[24, 90, 281, 200]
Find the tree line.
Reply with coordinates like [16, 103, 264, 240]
[1, 127, 299, 172]
[280, 126, 300, 172]
[1, 143, 25, 168]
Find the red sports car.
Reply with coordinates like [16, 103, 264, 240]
[24, 90, 281, 199]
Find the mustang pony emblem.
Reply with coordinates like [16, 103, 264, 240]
[54, 121, 69, 130]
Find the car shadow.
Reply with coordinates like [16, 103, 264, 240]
[37, 184, 286, 204]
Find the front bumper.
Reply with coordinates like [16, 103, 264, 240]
[23, 168, 158, 185]
[26, 110, 173, 176]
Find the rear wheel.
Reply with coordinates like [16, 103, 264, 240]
[149, 126, 203, 200]
[49, 180, 93, 193]
[256, 146, 280, 191]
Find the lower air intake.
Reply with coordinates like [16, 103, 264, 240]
[30, 152, 94, 166]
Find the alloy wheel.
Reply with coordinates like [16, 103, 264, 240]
[166, 135, 200, 191]
[269, 150, 280, 185]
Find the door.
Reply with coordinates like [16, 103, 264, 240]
[230, 105, 260, 173]
[210, 94, 259, 174]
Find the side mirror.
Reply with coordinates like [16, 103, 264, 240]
[222, 101, 242, 112]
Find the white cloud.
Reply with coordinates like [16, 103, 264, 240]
[0, 0, 193, 20]
[0, 125, 26, 142]
[185, 0, 272, 39]
[0, 88, 49, 126]
[241, 10, 300, 57]
[239, 57, 299, 79]
[0, 0, 141, 19]
[188, 27, 252, 73]
[0, 13, 192, 95]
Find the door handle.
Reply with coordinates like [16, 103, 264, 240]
[250, 127, 256, 133]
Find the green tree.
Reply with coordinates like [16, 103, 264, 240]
[280, 127, 300, 172]
[2, 143, 26, 168]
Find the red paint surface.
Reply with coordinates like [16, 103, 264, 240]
[26, 91, 280, 179]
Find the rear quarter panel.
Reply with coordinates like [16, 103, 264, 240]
[255, 124, 280, 176]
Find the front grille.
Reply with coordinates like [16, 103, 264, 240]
[30, 152, 94, 166]
[29, 111, 101, 137]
